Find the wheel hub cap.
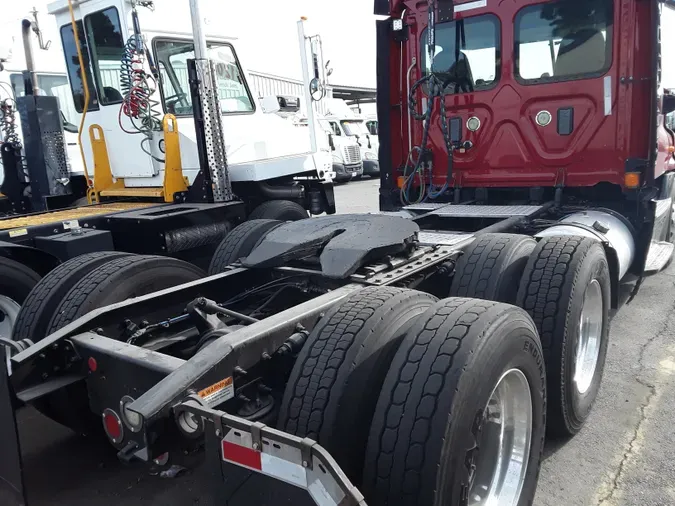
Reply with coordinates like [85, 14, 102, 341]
[574, 279, 603, 395]
[469, 368, 532, 506]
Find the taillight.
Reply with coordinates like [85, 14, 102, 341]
[102, 408, 124, 443]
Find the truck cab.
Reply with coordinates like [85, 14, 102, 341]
[47, 0, 333, 196]
[314, 114, 364, 182]
[377, 0, 675, 206]
[324, 99, 379, 178]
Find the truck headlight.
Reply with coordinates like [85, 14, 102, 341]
[365, 152, 377, 160]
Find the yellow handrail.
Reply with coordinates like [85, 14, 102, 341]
[67, 0, 93, 200]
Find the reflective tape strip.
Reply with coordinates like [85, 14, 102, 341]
[260, 452, 308, 488]
[222, 440, 261, 471]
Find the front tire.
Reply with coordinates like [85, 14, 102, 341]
[517, 235, 610, 437]
[363, 298, 546, 506]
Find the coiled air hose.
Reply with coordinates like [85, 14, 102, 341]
[118, 9, 164, 162]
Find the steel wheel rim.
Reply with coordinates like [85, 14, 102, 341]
[469, 368, 533, 506]
[0, 295, 20, 338]
[574, 279, 603, 395]
[0, 295, 21, 375]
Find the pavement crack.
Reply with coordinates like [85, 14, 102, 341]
[595, 293, 675, 506]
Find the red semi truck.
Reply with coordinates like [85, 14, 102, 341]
[2, 0, 675, 505]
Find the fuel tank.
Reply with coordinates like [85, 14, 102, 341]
[535, 210, 635, 279]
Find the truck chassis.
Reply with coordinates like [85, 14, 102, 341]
[1, 198, 651, 506]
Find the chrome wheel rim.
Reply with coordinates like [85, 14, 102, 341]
[574, 279, 603, 395]
[469, 368, 533, 506]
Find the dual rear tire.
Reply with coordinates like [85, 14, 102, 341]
[278, 287, 546, 506]
[450, 233, 611, 437]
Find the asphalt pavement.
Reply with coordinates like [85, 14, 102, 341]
[14, 178, 675, 505]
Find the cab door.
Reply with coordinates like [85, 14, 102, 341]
[59, 1, 156, 180]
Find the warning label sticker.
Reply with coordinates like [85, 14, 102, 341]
[8, 228, 28, 238]
[198, 377, 234, 407]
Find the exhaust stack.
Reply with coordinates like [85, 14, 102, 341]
[188, 0, 233, 203]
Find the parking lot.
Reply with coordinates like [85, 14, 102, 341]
[16, 178, 675, 505]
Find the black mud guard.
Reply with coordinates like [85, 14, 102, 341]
[0, 347, 27, 506]
[0, 241, 61, 277]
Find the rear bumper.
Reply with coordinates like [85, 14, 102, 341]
[176, 400, 367, 506]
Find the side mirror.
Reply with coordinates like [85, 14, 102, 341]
[664, 91, 675, 115]
[328, 133, 335, 151]
[366, 134, 372, 149]
[277, 95, 301, 113]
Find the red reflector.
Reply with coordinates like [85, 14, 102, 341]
[88, 357, 97, 372]
[222, 440, 262, 470]
[102, 409, 123, 443]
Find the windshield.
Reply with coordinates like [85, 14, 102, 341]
[341, 120, 367, 136]
[421, 14, 500, 94]
[515, 0, 613, 83]
[155, 40, 254, 115]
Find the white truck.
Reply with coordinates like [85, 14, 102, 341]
[44, 0, 334, 209]
[324, 99, 379, 178]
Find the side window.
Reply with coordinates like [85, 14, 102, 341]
[154, 39, 255, 115]
[60, 20, 99, 112]
[85, 7, 125, 105]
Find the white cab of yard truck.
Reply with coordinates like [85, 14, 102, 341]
[46, 0, 333, 194]
[324, 98, 379, 179]
[0, 9, 84, 184]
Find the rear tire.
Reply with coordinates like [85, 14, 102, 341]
[12, 251, 130, 343]
[363, 298, 546, 506]
[278, 286, 437, 483]
[36, 255, 205, 434]
[208, 219, 282, 274]
[0, 256, 41, 338]
[248, 200, 308, 221]
[449, 233, 536, 304]
[517, 236, 610, 437]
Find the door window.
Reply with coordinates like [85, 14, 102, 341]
[84, 7, 126, 105]
[60, 19, 98, 112]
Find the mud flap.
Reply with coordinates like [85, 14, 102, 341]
[0, 348, 27, 506]
[177, 400, 367, 506]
